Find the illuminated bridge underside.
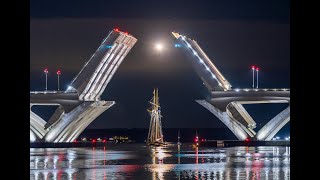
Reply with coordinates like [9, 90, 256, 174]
[30, 110, 48, 140]
[205, 90, 290, 140]
[197, 99, 290, 140]
[256, 106, 290, 141]
[30, 29, 137, 142]
[30, 130, 37, 142]
[44, 101, 114, 142]
[196, 100, 249, 140]
[226, 102, 256, 137]
[45, 105, 64, 129]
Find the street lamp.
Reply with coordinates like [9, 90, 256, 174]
[256, 67, 259, 88]
[44, 68, 48, 91]
[251, 66, 255, 88]
[57, 70, 61, 91]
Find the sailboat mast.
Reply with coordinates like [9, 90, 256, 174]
[153, 89, 156, 109]
[147, 88, 164, 145]
[156, 88, 159, 107]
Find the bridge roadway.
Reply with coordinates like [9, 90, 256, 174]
[209, 89, 289, 111]
[30, 92, 79, 113]
[30, 88, 289, 94]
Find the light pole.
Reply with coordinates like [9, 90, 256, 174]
[256, 67, 259, 88]
[44, 68, 48, 91]
[251, 66, 255, 88]
[57, 70, 61, 91]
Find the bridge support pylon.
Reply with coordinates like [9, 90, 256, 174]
[196, 100, 251, 140]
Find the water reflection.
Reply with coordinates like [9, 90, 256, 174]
[149, 146, 174, 180]
[30, 145, 290, 179]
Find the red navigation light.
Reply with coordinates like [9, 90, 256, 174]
[57, 70, 61, 75]
[194, 136, 199, 142]
[251, 66, 255, 70]
[124, 32, 128, 35]
[103, 139, 106, 143]
[92, 139, 96, 143]
[114, 28, 119, 32]
[245, 138, 250, 142]
[201, 139, 204, 142]
[44, 68, 48, 73]
[256, 67, 259, 71]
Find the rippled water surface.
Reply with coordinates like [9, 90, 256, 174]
[30, 143, 290, 179]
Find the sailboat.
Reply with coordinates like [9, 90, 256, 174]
[147, 88, 165, 146]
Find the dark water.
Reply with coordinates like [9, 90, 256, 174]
[30, 143, 290, 179]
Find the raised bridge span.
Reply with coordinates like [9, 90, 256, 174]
[30, 29, 137, 142]
[30, 29, 289, 142]
[171, 32, 289, 140]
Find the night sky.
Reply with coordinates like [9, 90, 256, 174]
[30, 1, 290, 134]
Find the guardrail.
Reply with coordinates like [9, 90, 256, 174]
[30, 91, 76, 94]
[230, 88, 290, 92]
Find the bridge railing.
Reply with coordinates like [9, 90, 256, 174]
[230, 88, 290, 92]
[30, 91, 76, 94]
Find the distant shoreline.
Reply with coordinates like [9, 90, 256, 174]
[30, 140, 290, 148]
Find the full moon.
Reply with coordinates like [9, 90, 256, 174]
[155, 43, 163, 51]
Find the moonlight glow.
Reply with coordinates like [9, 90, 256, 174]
[155, 43, 163, 51]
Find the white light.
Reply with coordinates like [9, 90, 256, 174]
[255, 89, 258, 91]
[187, 43, 191, 48]
[285, 137, 289, 140]
[276, 136, 280, 140]
[193, 51, 197, 55]
[67, 86, 73, 91]
[206, 66, 210, 71]
[157, 149, 166, 160]
[155, 43, 163, 51]
[272, 138, 276, 141]
[244, 89, 249, 92]
[211, 74, 216, 79]
[182, 36, 185, 40]
[199, 58, 204, 63]
[235, 89, 240, 92]
[30, 131, 36, 142]
[218, 83, 222, 87]
[264, 89, 268, 91]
